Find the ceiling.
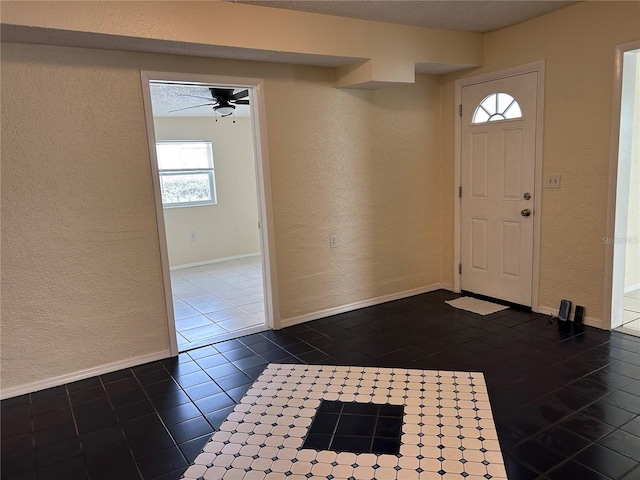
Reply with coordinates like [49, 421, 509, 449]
[150, 83, 251, 118]
[230, 0, 578, 33]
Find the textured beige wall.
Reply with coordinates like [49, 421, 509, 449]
[154, 117, 260, 267]
[270, 73, 443, 318]
[1, 42, 442, 391]
[440, 1, 640, 321]
[1, 44, 170, 391]
[0, 1, 482, 87]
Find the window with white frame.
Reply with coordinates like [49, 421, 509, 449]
[472, 92, 523, 124]
[156, 141, 216, 207]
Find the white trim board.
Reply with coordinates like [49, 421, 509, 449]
[181, 325, 269, 352]
[280, 283, 453, 328]
[170, 252, 261, 271]
[625, 283, 640, 294]
[0, 350, 171, 400]
[614, 325, 640, 338]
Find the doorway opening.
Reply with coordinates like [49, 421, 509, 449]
[606, 43, 640, 336]
[140, 72, 278, 354]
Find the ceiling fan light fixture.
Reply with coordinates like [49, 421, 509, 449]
[214, 104, 235, 117]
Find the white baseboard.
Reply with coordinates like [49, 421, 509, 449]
[0, 349, 172, 400]
[537, 305, 603, 330]
[280, 283, 452, 329]
[624, 283, 640, 294]
[170, 252, 261, 271]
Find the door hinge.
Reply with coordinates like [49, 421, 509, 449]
[459, 186, 462, 198]
[459, 263, 462, 275]
[459, 104, 462, 117]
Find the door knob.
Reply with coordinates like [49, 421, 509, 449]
[521, 209, 531, 217]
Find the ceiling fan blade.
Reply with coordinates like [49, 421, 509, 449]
[230, 89, 249, 101]
[178, 94, 215, 101]
[232, 100, 250, 105]
[168, 103, 215, 113]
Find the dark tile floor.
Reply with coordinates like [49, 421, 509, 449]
[302, 400, 405, 454]
[2, 290, 639, 480]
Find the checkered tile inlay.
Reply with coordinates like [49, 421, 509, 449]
[181, 363, 507, 480]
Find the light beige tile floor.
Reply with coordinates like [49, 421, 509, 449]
[618, 288, 640, 337]
[171, 255, 266, 351]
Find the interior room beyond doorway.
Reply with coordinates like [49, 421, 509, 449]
[148, 81, 268, 352]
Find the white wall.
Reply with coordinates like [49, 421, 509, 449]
[624, 50, 640, 291]
[154, 117, 260, 267]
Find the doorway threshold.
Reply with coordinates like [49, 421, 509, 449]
[461, 290, 531, 311]
[179, 325, 270, 353]
[614, 325, 640, 338]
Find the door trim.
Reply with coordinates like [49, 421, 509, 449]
[454, 61, 545, 310]
[604, 40, 640, 330]
[140, 71, 279, 356]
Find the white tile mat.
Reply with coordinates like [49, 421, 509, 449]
[182, 363, 507, 480]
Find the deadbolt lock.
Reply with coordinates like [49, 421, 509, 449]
[523, 192, 531, 200]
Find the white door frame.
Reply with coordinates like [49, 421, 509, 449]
[140, 71, 279, 356]
[454, 61, 545, 310]
[604, 40, 640, 331]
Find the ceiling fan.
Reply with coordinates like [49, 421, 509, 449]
[170, 88, 250, 116]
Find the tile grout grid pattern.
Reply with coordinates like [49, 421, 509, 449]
[2, 290, 640, 480]
[171, 256, 266, 351]
[182, 363, 506, 480]
[302, 400, 406, 454]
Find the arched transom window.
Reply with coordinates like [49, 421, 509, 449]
[472, 92, 522, 124]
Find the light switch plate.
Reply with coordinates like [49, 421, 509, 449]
[547, 174, 561, 189]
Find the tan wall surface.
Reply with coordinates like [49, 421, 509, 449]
[154, 117, 261, 267]
[1, 44, 170, 392]
[440, 1, 640, 321]
[0, 1, 483, 86]
[5, 0, 635, 393]
[270, 73, 443, 318]
[1, 42, 442, 391]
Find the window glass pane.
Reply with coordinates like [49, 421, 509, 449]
[504, 102, 522, 119]
[472, 109, 490, 123]
[480, 95, 497, 115]
[472, 92, 522, 124]
[160, 172, 212, 204]
[156, 141, 213, 170]
[497, 93, 514, 113]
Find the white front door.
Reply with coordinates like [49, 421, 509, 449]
[460, 72, 538, 306]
